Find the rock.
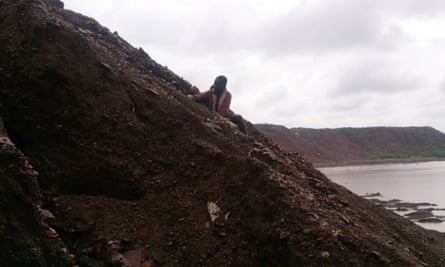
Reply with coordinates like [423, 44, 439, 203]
[369, 251, 390, 263]
[124, 249, 142, 267]
[361, 192, 382, 198]
[341, 215, 351, 224]
[45, 227, 59, 239]
[207, 202, 221, 223]
[320, 251, 330, 258]
[248, 146, 279, 163]
[405, 210, 434, 220]
[39, 208, 56, 220]
[418, 218, 443, 223]
[0, 136, 13, 146]
[111, 253, 131, 267]
[108, 240, 122, 251]
[279, 231, 291, 240]
[224, 211, 231, 221]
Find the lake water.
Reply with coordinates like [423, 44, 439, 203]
[319, 161, 445, 232]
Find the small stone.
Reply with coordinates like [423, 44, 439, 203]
[320, 251, 330, 258]
[341, 215, 351, 224]
[207, 201, 221, 223]
[0, 136, 13, 145]
[370, 251, 390, 263]
[280, 231, 291, 239]
[108, 240, 121, 251]
[124, 249, 142, 267]
[40, 209, 56, 220]
[418, 218, 443, 223]
[224, 212, 231, 221]
[111, 253, 131, 267]
[45, 227, 59, 239]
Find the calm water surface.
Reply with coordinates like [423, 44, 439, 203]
[320, 161, 445, 232]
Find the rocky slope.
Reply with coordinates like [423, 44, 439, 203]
[256, 124, 445, 166]
[1, 0, 445, 266]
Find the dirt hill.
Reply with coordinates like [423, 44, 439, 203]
[256, 124, 445, 166]
[2, 1, 445, 266]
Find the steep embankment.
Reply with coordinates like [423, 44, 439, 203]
[1, 1, 445, 266]
[256, 124, 445, 166]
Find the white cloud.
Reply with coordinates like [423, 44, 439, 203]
[331, 60, 425, 97]
[63, 0, 445, 132]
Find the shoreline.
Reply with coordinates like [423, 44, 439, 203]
[314, 157, 445, 168]
[366, 197, 445, 230]
[320, 160, 445, 232]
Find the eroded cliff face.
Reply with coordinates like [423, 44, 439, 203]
[1, 0, 445, 266]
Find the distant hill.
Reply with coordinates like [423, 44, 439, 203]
[256, 124, 445, 166]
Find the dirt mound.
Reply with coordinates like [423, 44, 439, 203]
[1, 0, 445, 266]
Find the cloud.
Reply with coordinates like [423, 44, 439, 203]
[388, 0, 445, 16]
[240, 0, 444, 57]
[327, 95, 368, 112]
[64, 1, 444, 58]
[191, 0, 445, 56]
[330, 59, 424, 97]
[62, 0, 445, 132]
[255, 87, 290, 107]
[439, 79, 445, 92]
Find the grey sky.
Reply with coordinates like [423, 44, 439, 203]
[63, 0, 445, 132]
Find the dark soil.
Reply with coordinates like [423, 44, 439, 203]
[1, 1, 445, 266]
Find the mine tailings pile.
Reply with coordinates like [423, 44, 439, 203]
[1, 0, 445, 266]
